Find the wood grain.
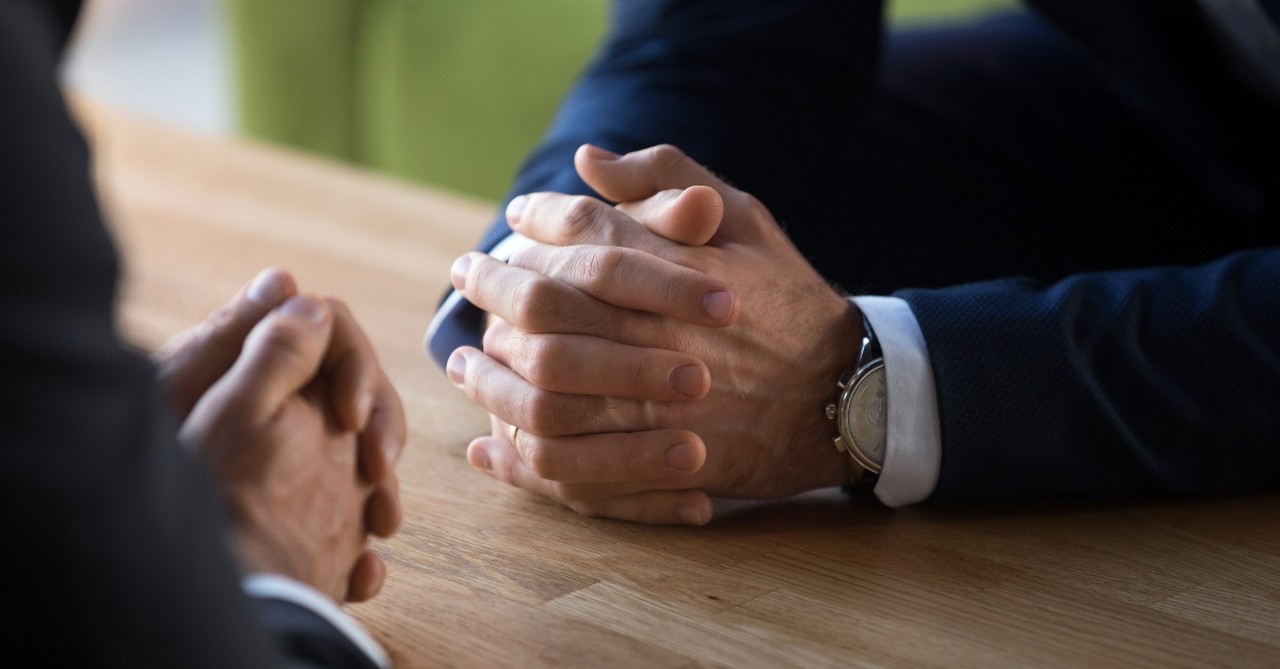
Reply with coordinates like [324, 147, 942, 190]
[74, 98, 1280, 669]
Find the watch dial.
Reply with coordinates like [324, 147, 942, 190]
[842, 364, 887, 468]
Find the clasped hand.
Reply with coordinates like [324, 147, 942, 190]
[449, 144, 862, 526]
[155, 269, 405, 602]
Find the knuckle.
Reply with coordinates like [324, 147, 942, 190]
[506, 328, 534, 360]
[562, 196, 602, 236]
[650, 144, 688, 171]
[520, 435, 558, 479]
[469, 255, 500, 295]
[579, 246, 625, 292]
[742, 193, 770, 221]
[511, 276, 559, 330]
[483, 319, 521, 361]
[255, 319, 313, 360]
[519, 387, 561, 436]
[207, 304, 239, 333]
[464, 357, 493, 402]
[521, 337, 563, 389]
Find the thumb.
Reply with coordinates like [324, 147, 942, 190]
[574, 143, 734, 202]
[615, 185, 724, 247]
[574, 143, 761, 245]
[194, 295, 333, 428]
[155, 267, 297, 418]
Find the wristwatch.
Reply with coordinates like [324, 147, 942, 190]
[824, 313, 886, 492]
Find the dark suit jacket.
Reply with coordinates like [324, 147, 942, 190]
[430, 0, 1280, 501]
[0, 1, 377, 666]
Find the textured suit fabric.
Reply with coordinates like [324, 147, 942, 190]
[0, 1, 372, 665]
[445, 0, 1280, 500]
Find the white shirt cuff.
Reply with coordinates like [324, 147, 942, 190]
[850, 295, 941, 507]
[242, 573, 390, 668]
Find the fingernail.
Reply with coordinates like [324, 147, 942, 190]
[668, 364, 708, 398]
[583, 144, 619, 160]
[471, 445, 492, 471]
[505, 195, 528, 224]
[446, 350, 467, 386]
[702, 290, 735, 323]
[280, 295, 327, 324]
[247, 269, 289, 306]
[675, 505, 704, 525]
[450, 254, 472, 291]
[664, 442, 697, 471]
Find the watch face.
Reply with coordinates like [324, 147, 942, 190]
[841, 362, 887, 470]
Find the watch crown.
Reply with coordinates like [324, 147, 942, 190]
[824, 403, 838, 421]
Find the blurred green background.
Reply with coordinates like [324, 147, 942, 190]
[228, 0, 1013, 200]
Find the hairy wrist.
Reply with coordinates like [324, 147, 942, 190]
[791, 295, 865, 491]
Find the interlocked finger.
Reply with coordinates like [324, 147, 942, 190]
[505, 189, 675, 255]
[505, 243, 737, 327]
[613, 185, 723, 247]
[468, 432, 713, 525]
[154, 267, 298, 418]
[453, 251, 669, 344]
[484, 324, 710, 401]
[448, 346, 674, 436]
[321, 298, 382, 433]
[505, 421, 707, 484]
[575, 143, 746, 214]
[565, 490, 713, 526]
[576, 143, 767, 245]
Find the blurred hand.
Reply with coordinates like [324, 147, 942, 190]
[155, 269, 405, 478]
[448, 144, 860, 525]
[154, 268, 299, 420]
[169, 273, 404, 602]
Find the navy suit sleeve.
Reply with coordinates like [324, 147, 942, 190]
[428, 0, 883, 366]
[0, 2, 373, 666]
[900, 248, 1280, 502]
[486, 0, 881, 250]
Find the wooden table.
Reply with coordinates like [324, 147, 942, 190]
[78, 100, 1280, 668]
